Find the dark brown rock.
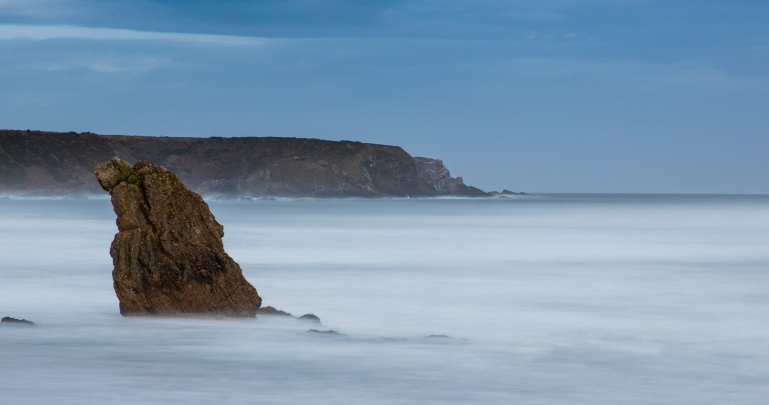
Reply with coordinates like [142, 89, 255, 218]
[94, 157, 261, 317]
[1, 316, 35, 325]
[257, 306, 293, 317]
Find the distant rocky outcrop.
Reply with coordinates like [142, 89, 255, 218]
[0, 130, 489, 198]
[413, 157, 487, 197]
[298, 313, 321, 323]
[423, 334, 452, 339]
[257, 306, 293, 317]
[257, 306, 323, 324]
[94, 157, 262, 317]
[489, 189, 528, 197]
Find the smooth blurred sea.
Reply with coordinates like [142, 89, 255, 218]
[1, 194, 768, 404]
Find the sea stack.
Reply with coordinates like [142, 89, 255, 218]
[94, 158, 261, 317]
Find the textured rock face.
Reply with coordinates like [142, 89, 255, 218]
[413, 157, 488, 197]
[0, 130, 487, 198]
[94, 158, 261, 317]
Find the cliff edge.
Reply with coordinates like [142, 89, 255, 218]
[0, 130, 488, 198]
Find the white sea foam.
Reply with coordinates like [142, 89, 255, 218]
[1, 195, 768, 404]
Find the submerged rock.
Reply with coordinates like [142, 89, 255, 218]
[94, 158, 262, 317]
[257, 306, 293, 317]
[306, 329, 349, 338]
[298, 313, 321, 323]
[422, 334, 469, 343]
[257, 306, 326, 325]
[1, 316, 35, 325]
[489, 189, 528, 196]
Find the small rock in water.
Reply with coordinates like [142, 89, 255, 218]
[298, 313, 321, 323]
[257, 307, 326, 324]
[257, 306, 293, 317]
[1, 316, 35, 326]
[500, 189, 527, 196]
[306, 329, 349, 338]
[489, 189, 528, 197]
[423, 334, 469, 343]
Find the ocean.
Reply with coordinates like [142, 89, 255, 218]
[1, 195, 768, 404]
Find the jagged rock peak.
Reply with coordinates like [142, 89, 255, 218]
[94, 157, 262, 317]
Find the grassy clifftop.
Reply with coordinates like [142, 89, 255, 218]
[0, 130, 486, 198]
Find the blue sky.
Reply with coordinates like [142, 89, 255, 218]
[0, 0, 767, 193]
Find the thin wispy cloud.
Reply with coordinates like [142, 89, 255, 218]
[43, 54, 173, 74]
[0, 24, 268, 45]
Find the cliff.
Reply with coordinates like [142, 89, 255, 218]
[0, 130, 487, 198]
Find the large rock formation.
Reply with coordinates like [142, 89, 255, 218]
[0, 130, 489, 198]
[94, 158, 261, 317]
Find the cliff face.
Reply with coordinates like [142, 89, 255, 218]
[413, 157, 487, 197]
[0, 131, 115, 194]
[0, 130, 488, 198]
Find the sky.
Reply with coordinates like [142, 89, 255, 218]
[0, 0, 767, 193]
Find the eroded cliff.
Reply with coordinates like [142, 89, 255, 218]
[0, 130, 488, 198]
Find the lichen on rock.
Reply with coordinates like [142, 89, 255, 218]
[94, 157, 261, 317]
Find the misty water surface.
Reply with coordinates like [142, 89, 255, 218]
[1, 195, 768, 404]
